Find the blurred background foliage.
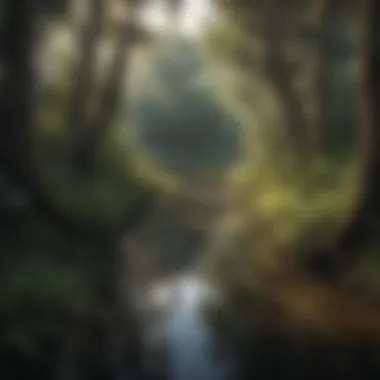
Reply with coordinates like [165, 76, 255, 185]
[1, 0, 380, 378]
[130, 36, 242, 181]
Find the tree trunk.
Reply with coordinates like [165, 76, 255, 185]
[0, 3, 152, 379]
[74, 3, 143, 173]
[0, 0, 99, 237]
[94, 238, 145, 380]
[305, 0, 380, 281]
[313, 0, 337, 155]
[54, 316, 83, 380]
[261, 1, 309, 160]
[0, 0, 35, 176]
[66, 0, 105, 149]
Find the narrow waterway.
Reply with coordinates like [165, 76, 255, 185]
[140, 272, 236, 380]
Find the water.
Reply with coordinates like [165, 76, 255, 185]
[141, 272, 235, 380]
[137, 272, 380, 380]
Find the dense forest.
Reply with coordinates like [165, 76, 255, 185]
[0, 0, 379, 379]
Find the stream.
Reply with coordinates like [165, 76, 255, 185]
[138, 272, 236, 380]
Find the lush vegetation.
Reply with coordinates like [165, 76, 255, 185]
[1, 0, 380, 379]
[201, 0, 379, 286]
[199, 0, 380, 376]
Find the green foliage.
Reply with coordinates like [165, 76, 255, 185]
[33, 80, 157, 234]
[198, 1, 366, 283]
[37, 156, 149, 233]
[0, 255, 90, 355]
[202, 1, 361, 162]
[203, 157, 360, 277]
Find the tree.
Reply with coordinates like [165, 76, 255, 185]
[205, 0, 379, 281]
[306, 0, 380, 281]
[200, 1, 380, 360]
[0, 0, 158, 378]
